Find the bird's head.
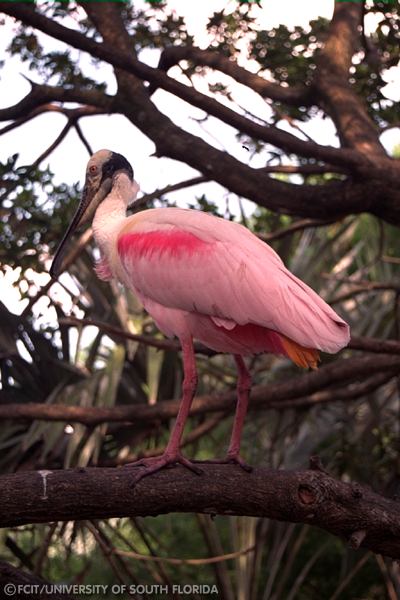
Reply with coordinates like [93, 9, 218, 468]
[49, 149, 134, 278]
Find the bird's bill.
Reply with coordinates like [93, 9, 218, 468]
[49, 180, 98, 279]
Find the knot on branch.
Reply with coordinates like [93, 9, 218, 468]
[298, 483, 321, 507]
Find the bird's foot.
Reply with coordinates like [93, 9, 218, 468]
[123, 452, 203, 486]
[194, 453, 253, 473]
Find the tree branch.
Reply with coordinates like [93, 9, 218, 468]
[261, 164, 349, 175]
[0, 103, 57, 136]
[0, 103, 106, 136]
[1, 466, 400, 558]
[32, 120, 73, 166]
[260, 218, 338, 242]
[59, 316, 400, 359]
[133, 175, 209, 210]
[314, 1, 386, 158]
[0, 355, 398, 425]
[113, 544, 255, 566]
[150, 45, 311, 106]
[58, 316, 189, 354]
[348, 336, 400, 355]
[102, 412, 226, 467]
[0, 3, 372, 170]
[330, 281, 400, 305]
[1, 2, 400, 225]
[0, 82, 112, 122]
[73, 121, 93, 156]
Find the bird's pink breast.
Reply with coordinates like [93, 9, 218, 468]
[118, 230, 208, 259]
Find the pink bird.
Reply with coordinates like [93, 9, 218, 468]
[50, 150, 350, 483]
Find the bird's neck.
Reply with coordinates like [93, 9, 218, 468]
[92, 175, 139, 258]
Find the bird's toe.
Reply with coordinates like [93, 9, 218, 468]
[226, 454, 253, 472]
[194, 454, 253, 473]
[122, 453, 203, 486]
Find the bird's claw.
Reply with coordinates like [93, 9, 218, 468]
[194, 454, 253, 473]
[122, 452, 203, 486]
[227, 455, 253, 472]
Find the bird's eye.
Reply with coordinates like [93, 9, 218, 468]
[89, 165, 98, 174]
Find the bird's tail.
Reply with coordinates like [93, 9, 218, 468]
[280, 335, 320, 369]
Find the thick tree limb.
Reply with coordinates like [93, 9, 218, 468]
[261, 164, 349, 175]
[315, 1, 386, 157]
[349, 336, 400, 355]
[1, 466, 400, 558]
[0, 355, 398, 426]
[150, 45, 311, 106]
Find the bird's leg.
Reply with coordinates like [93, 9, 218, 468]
[125, 337, 202, 484]
[225, 355, 253, 470]
[194, 355, 253, 472]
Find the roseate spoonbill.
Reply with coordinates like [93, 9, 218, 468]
[50, 150, 350, 483]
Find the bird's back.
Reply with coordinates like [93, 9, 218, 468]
[116, 207, 350, 356]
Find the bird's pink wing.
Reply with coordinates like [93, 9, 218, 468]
[117, 208, 349, 353]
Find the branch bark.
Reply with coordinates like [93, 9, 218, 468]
[0, 355, 398, 425]
[0, 103, 106, 136]
[150, 45, 311, 106]
[0, 82, 112, 121]
[1, 466, 400, 559]
[314, 1, 386, 157]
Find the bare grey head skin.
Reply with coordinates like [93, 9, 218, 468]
[49, 150, 134, 278]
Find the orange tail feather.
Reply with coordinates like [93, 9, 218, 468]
[280, 335, 320, 370]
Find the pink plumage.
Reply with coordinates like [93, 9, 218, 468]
[118, 229, 207, 258]
[50, 150, 350, 483]
[117, 208, 349, 362]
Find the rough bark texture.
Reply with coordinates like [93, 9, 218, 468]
[1, 466, 400, 558]
[315, 3, 386, 154]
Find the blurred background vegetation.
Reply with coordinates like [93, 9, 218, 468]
[0, 0, 400, 598]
